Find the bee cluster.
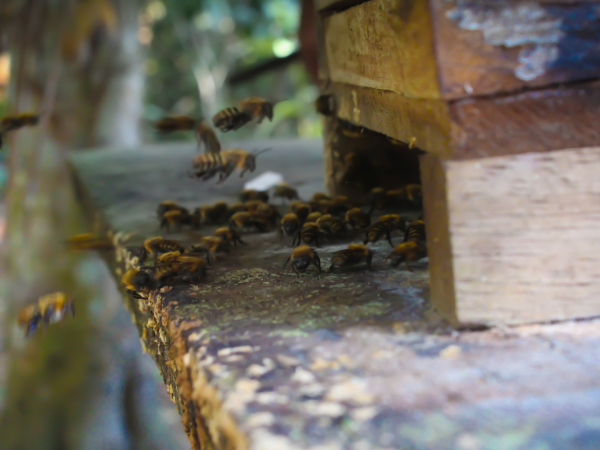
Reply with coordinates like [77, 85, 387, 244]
[121, 182, 427, 300]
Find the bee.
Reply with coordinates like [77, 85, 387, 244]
[288, 201, 311, 223]
[160, 209, 200, 232]
[197, 201, 228, 224]
[345, 208, 371, 230]
[0, 113, 41, 149]
[368, 187, 387, 214]
[229, 211, 270, 233]
[154, 115, 196, 133]
[121, 268, 154, 298]
[155, 116, 221, 153]
[328, 244, 373, 272]
[190, 148, 270, 183]
[213, 97, 274, 132]
[157, 200, 187, 220]
[314, 94, 336, 117]
[340, 120, 366, 139]
[386, 241, 427, 272]
[311, 192, 331, 203]
[316, 214, 346, 239]
[273, 183, 299, 203]
[65, 233, 114, 251]
[239, 189, 269, 203]
[143, 236, 184, 258]
[244, 200, 267, 212]
[329, 195, 353, 216]
[17, 304, 43, 337]
[305, 211, 322, 223]
[195, 121, 221, 154]
[255, 203, 282, 226]
[282, 245, 321, 276]
[222, 148, 270, 179]
[196, 236, 229, 259]
[293, 222, 324, 247]
[214, 227, 247, 246]
[404, 219, 426, 243]
[224, 202, 246, 220]
[363, 217, 401, 248]
[155, 254, 208, 287]
[405, 184, 423, 208]
[38, 292, 75, 326]
[279, 213, 301, 238]
[387, 136, 403, 146]
[183, 245, 213, 264]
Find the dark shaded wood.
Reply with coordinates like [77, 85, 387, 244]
[315, 0, 368, 12]
[331, 80, 600, 160]
[70, 140, 600, 450]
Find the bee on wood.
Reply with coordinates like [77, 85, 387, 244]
[314, 94, 336, 117]
[293, 222, 324, 247]
[279, 213, 301, 239]
[224, 202, 246, 220]
[273, 183, 299, 203]
[183, 245, 213, 265]
[345, 208, 370, 230]
[214, 227, 247, 246]
[160, 209, 200, 232]
[157, 200, 187, 220]
[18, 304, 43, 337]
[311, 192, 331, 203]
[0, 113, 40, 149]
[65, 233, 114, 251]
[368, 187, 387, 214]
[143, 236, 184, 258]
[386, 241, 427, 272]
[198, 236, 230, 259]
[239, 189, 269, 203]
[38, 292, 75, 326]
[305, 211, 322, 223]
[121, 268, 155, 299]
[288, 201, 312, 223]
[197, 201, 228, 224]
[229, 211, 270, 233]
[282, 245, 321, 276]
[363, 216, 402, 248]
[254, 203, 281, 226]
[339, 120, 366, 139]
[155, 254, 208, 287]
[213, 97, 274, 132]
[328, 244, 373, 272]
[316, 214, 346, 239]
[404, 219, 426, 243]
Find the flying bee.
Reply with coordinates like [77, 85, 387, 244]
[367, 187, 387, 215]
[154, 115, 196, 133]
[143, 236, 184, 258]
[282, 245, 321, 276]
[38, 292, 75, 326]
[189, 152, 230, 182]
[197, 201, 228, 224]
[157, 200, 187, 220]
[404, 219, 426, 243]
[18, 304, 43, 337]
[121, 268, 156, 298]
[195, 121, 221, 154]
[314, 94, 336, 117]
[279, 213, 301, 239]
[316, 214, 346, 239]
[328, 244, 373, 272]
[386, 241, 427, 272]
[345, 208, 371, 230]
[0, 113, 40, 150]
[273, 183, 299, 203]
[160, 209, 200, 232]
[65, 233, 114, 251]
[156, 116, 221, 153]
[213, 97, 274, 132]
[214, 227, 247, 246]
[239, 189, 269, 203]
[229, 211, 270, 233]
[305, 211, 322, 223]
[222, 148, 270, 179]
[288, 201, 312, 223]
[405, 184, 423, 208]
[293, 222, 324, 247]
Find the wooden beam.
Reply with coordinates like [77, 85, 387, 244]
[324, 0, 441, 99]
[424, 147, 600, 326]
[331, 80, 600, 160]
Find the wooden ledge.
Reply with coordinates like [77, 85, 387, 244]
[69, 140, 600, 450]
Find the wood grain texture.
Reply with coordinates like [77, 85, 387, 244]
[331, 80, 600, 160]
[431, 0, 600, 98]
[324, 0, 441, 99]
[420, 154, 457, 326]
[442, 146, 600, 325]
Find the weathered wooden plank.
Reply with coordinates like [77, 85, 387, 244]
[324, 0, 441, 99]
[432, 0, 600, 98]
[70, 141, 600, 450]
[331, 80, 600, 160]
[425, 146, 600, 326]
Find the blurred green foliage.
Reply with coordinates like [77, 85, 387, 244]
[142, 0, 321, 142]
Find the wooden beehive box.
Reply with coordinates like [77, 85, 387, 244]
[316, 0, 600, 326]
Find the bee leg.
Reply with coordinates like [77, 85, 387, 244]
[292, 265, 300, 277]
[366, 253, 373, 270]
[386, 229, 394, 248]
[314, 253, 322, 273]
[406, 261, 414, 272]
[281, 256, 291, 273]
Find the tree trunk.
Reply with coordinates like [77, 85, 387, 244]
[0, 2, 187, 449]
